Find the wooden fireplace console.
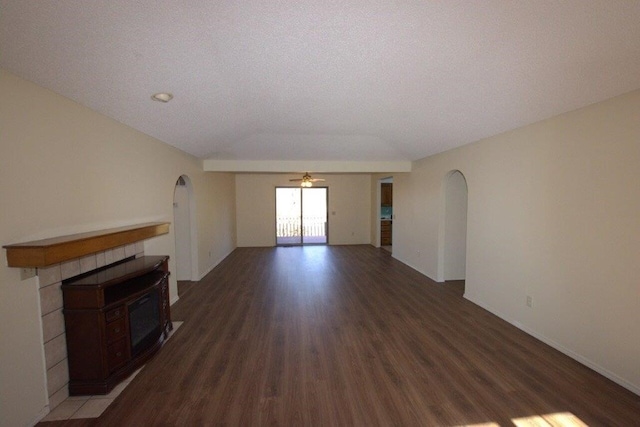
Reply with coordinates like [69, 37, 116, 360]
[62, 255, 172, 395]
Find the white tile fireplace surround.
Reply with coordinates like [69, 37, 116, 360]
[37, 242, 145, 410]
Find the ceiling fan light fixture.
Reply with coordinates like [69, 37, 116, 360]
[301, 173, 313, 187]
[290, 172, 324, 187]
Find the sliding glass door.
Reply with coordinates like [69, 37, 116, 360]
[276, 187, 328, 245]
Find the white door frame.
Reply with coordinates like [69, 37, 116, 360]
[437, 170, 468, 283]
[173, 175, 198, 280]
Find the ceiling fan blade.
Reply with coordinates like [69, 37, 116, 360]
[290, 172, 323, 184]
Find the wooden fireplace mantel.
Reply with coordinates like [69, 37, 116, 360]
[3, 222, 170, 268]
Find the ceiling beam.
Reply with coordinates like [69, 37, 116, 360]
[203, 160, 412, 173]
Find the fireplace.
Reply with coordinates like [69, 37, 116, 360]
[62, 255, 172, 395]
[2, 223, 171, 408]
[129, 289, 161, 357]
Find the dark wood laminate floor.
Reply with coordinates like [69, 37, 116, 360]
[177, 280, 197, 298]
[41, 245, 640, 426]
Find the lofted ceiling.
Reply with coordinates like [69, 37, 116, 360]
[1, 1, 640, 167]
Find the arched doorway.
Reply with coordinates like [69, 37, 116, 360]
[173, 175, 196, 281]
[440, 170, 468, 291]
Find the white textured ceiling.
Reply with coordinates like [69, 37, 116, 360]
[2, 1, 640, 163]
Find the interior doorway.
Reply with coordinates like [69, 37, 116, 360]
[378, 177, 393, 252]
[173, 175, 196, 280]
[276, 187, 328, 245]
[443, 170, 468, 287]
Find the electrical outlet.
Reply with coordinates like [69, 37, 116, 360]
[526, 296, 533, 308]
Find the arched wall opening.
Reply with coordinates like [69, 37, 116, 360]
[173, 175, 198, 281]
[438, 170, 468, 287]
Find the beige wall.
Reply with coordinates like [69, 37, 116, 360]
[236, 174, 371, 247]
[0, 70, 236, 426]
[193, 173, 236, 279]
[392, 89, 640, 394]
[3, 63, 638, 425]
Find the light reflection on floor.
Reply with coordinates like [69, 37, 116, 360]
[512, 412, 588, 426]
[455, 412, 588, 427]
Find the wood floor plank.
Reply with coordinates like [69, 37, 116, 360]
[40, 245, 640, 426]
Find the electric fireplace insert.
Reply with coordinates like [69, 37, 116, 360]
[62, 255, 172, 395]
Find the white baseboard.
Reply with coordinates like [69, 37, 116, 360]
[390, 255, 448, 287]
[465, 294, 640, 397]
[170, 249, 235, 307]
[30, 405, 50, 427]
[391, 256, 426, 278]
[196, 248, 235, 281]
[391, 252, 640, 396]
[196, 264, 216, 281]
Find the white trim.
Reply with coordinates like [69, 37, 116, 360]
[438, 169, 468, 282]
[390, 255, 433, 281]
[173, 174, 198, 281]
[34, 277, 51, 425]
[392, 252, 640, 396]
[196, 264, 216, 282]
[196, 248, 235, 281]
[30, 405, 51, 427]
[464, 294, 640, 397]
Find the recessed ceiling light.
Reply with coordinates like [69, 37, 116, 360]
[151, 92, 173, 103]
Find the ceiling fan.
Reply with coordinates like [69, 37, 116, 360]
[290, 172, 325, 187]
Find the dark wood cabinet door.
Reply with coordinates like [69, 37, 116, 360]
[381, 183, 393, 206]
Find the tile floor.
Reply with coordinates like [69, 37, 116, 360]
[41, 321, 183, 421]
